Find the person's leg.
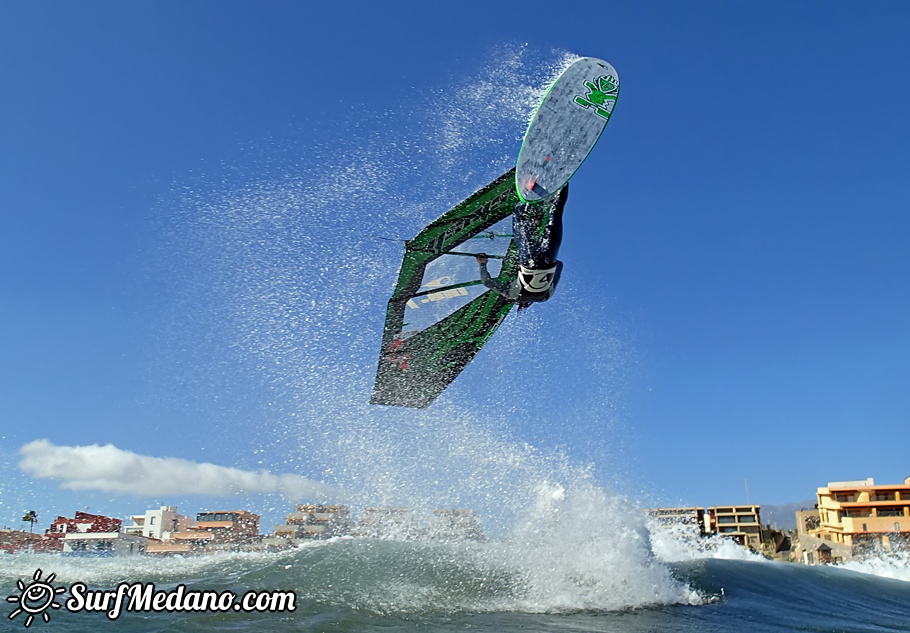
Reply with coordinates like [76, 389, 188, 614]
[537, 184, 567, 265]
[512, 202, 539, 267]
[513, 184, 567, 268]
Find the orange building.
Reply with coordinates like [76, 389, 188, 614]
[813, 477, 910, 552]
[193, 510, 260, 542]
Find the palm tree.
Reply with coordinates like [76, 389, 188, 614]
[21, 510, 38, 533]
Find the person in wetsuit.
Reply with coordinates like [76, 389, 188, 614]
[475, 184, 567, 307]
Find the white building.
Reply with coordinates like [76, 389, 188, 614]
[63, 532, 151, 556]
[124, 506, 193, 540]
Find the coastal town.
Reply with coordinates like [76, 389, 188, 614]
[0, 504, 485, 556]
[2, 476, 908, 565]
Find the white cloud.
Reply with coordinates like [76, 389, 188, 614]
[19, 439, 339, 499]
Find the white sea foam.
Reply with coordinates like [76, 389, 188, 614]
[648, 517, 767, 563]
[491, 481, 702, 611]
[839, 550, 910, 583]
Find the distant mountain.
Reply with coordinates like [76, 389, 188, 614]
[760, 500, 816, 530]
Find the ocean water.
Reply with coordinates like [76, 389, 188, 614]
[5, 44, 909, 632]
[3, 535, 910, 632]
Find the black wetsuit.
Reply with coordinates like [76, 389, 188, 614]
[479, 184, 567, 302]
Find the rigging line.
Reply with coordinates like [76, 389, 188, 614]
[404, 248, 505, 259]
[469, 230, 513, 240]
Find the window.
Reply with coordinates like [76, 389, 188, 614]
[197, 512, 239, 522]
[150, 516, 156, 525]
[718, 516, 737, 524]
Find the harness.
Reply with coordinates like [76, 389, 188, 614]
[515, 264, 558, 303]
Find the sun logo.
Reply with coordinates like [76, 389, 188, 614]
[6, 569, 65, 628]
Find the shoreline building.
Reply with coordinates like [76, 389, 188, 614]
[273, 504, 352, 541]
[146, 510, 260, 556]
[793, 507, 851, 564]
[0, 530, 61, 554]
[63, 531, 151, 556]
[705, 505, 763, 549]
[46, 511, 121, 539]
[124, 506, 194, 540]
[647, 507, 707, 536]
[812, 477, 910, 556]
[45, 511, 151, 556]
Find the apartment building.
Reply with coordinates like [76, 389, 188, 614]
[124, 506, 194, 540]
[146, 509, 260, 556]
[648, 507, 707, 535]
[705, 505, 762, 548]
[273, 504, 352, 540]
[814, 477, 910, 552]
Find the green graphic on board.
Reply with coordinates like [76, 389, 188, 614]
[574, 75, 618, 119]
[516, 57, 620, 203]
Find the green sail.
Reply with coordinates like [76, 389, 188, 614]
[370, 170, 520, 408]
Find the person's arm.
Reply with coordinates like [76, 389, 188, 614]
[476, 254, 517, 298]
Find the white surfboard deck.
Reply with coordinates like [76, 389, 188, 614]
[516, 57, 619, 203]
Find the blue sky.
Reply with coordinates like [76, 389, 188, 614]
[2, 1, 909, 532]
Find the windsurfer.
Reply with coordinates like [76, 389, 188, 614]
[475, 184, 567, 307]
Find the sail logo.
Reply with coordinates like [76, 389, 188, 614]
[573, 75, 618, 119]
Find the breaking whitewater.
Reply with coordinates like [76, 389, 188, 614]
[3, 525, 910, 632]
[4, 46, 907, 632]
